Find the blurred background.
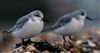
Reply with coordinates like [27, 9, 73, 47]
[0, 0, 100, 31]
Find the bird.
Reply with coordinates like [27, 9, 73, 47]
[3, 10, 48, 44]
[48, 9, 93, 41]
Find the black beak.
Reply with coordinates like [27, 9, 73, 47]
[42, 18, 49, 23]
[86, 17, 93, 21]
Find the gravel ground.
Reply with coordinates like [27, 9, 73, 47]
[0, 28, 100, 53]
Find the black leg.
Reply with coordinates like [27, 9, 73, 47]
[15, 38, 30, 48]
[15, 38, 24, 48]
[22, 38, 32, 46]
[22, 38, 24, 43]
[21, 38, 27, 46]
[63, 36, 66, 42]
[16, 43, 22, 48]
[27, 39, 32, 42]
[69, 35, 72, 40]
[27, 39, 32, 45]
[69, 33, 74, 41]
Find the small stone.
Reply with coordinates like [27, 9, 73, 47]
[42, 50, 50, 53]
[93, 50, 100, 53]
[76, 40, 82, 45]
[25, 44, 38, 52]
[18, 48, 23, 52]
[60, 51, 66, 53]
[88, 40, 96, 47]
[24, 52, 31, 53]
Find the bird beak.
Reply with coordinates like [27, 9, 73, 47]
[86, 17, 93, 21]
[42, 18, 49, 23]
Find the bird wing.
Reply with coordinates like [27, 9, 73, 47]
[7, 16, 29, 32]
[49, 14, 72, 31]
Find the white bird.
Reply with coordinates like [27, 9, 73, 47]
[48, 9, 93, 40]
[3, 10, 48, 40]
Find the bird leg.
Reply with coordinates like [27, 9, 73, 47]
[15, 39, 25, 48]
[22, 38, 24, 44]
[68, 33, 76, 41]
[16, 38, 28, 48]
[63, 36, 66, 42]
[62, 33, 74, 43]
[22, 38, 32, 46]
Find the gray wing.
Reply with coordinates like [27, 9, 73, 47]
[8, 16, 29, 32]
[49, 14, 72, 31]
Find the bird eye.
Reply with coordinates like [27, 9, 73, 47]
[34, 12, 40, 17]
[80, 11, 85, 15]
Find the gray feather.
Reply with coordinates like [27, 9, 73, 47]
[49, 13, 73, 31]
[8, 16, 29, 32]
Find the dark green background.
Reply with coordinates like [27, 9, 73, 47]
[0, 0, 100, 31]
[0, 0, 51, 21]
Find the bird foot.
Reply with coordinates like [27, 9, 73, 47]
[15, 39, 32, 48]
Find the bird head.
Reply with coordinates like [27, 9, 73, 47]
[31, 10, 49, 23]
[32, 10, 43, 19]
[74, 9, 93, 21]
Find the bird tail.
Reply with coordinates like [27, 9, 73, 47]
[2, 30, 8, 33]
[44, 27, 55, 33]
[2, 30, 11, 34]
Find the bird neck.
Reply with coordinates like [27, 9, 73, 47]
[78, 15, 85, 21]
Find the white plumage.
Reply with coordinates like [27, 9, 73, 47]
[53, 16, 85, 35]
[12, 18, 44, 39]
[6, 10, 44, 39]
[50, 9, 92, 36]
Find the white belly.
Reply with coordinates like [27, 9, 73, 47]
[53, 18, 84, 35]
[12, 19, 44, 39]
